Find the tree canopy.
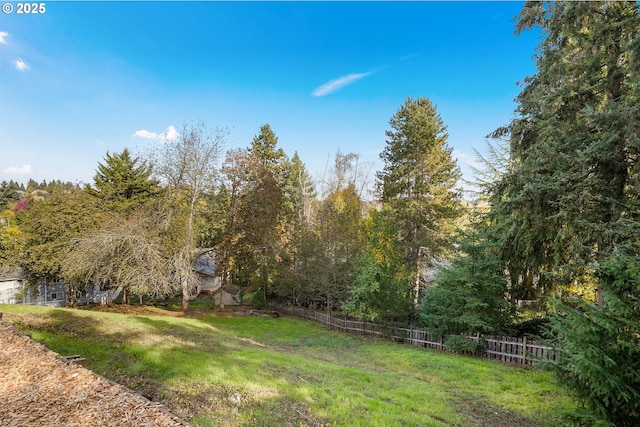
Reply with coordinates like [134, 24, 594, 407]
[87, 148, 161, 213]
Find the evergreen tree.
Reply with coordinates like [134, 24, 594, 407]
[286, 152, 316, 224]
[493, 1, 640, 302]
[14, 190, 103, 303]
[87, 148, 161, 213]
[547, 252, 640, 426]
[493, 2, 640, 424]
[420, 215, 513, 336]
[196, 184, 230, 248]
[270, 152, 318, 304]
[377, 97, 463, 296]
[249, 123, 287, 178]
[0, 181, 21, 210]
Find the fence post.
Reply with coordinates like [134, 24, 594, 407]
[522, 335, 527, 365]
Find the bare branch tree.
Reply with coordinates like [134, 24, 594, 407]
[62, 209, 174, 304]
[150, 122, 226, 312]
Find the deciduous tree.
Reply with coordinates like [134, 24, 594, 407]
[62, 207, 173, 304]
[317, 183, 362, 310]
[151, 122, 225, 312]
[344, 210, 413, 324]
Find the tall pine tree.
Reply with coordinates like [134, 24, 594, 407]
[377, 97, 463, 298]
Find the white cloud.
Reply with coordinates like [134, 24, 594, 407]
[4, 164, 33, 175]
[312, 72, 372, 97]
[165, 125, 179, 140]
[133, 125, 179, 141]
[134, 129, 161, 139]
[453, 149, 482, 170]
[14, 58, 30, 71]
[0, 31, 8, 44]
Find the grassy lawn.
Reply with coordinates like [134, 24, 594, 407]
[0, 302, 576, 426]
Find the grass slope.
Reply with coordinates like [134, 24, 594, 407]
[0, 303, 576, 426]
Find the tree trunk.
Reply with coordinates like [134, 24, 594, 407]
[182, 279, 190, 313]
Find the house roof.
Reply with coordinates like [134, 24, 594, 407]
[195, 251, 216, 276]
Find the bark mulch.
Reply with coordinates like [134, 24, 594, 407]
[0, 317, 192, 427]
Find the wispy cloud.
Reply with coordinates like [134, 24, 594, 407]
[453, 149, 482, 170]
[312, 72, 372, 97]
[133, 125, 179, 141]
[400, 52, 421, 61]
[0, 31, 8, 44]
[4, 164, 33, 175]
[14, 58, 30, 71]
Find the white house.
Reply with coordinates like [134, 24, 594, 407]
[0, 271, 66, 306]
[0, 275, 24, 304]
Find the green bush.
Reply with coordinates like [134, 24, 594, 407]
[444, 335, 485, 355]
[250, 289, 266, 310]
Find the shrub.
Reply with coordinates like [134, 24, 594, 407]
[444, 335, 486, 355]
[250, 289, 266, 310]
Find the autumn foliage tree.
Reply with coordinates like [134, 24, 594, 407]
[152, 122, 225, 312]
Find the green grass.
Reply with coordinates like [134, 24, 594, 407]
[0, 303, 576, 426]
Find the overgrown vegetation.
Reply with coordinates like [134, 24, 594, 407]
[1, 303, 576, 426]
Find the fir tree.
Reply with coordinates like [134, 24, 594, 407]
[88, 148, 161, 213]
[494, 2, 640, 423]
[377, 97, 463, 298]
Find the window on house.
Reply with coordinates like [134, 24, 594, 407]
[51, 293, 57, 300]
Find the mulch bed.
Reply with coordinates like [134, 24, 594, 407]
[0, 317, 192, 427]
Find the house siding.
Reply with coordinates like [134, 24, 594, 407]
[0, 279, 23, 304]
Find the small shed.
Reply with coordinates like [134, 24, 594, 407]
[211, 285, 242, 306]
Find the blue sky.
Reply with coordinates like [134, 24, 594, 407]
[0, 1, 539, 196]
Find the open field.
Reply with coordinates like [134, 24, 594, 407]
[0, 303, 576, 426]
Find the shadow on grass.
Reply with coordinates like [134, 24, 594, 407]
[1, 305, 571, 427]
[2, 306, 331, 425]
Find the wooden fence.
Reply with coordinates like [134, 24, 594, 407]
[270, 303, 556, 366]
